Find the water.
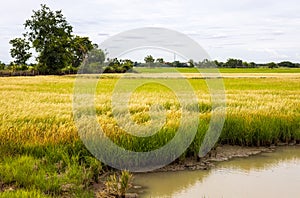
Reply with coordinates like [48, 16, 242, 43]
[134, 146, 300, 198]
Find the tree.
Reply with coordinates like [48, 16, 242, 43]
[224, 58, 243, 68]
[87, 47, 105, 65]
[278, 61, 296, 68]
[9, 38, 32, 66]
[0, 61, 5, 70]
[188, 59, 195, 67]
[242, 61, 250, 68]
[266, 62, 278, 69]
[103, 58, 129, 73]
[213, 60, 224, 68]
[121, 59, 134, 71]
[198, 59, 215, 68]
[71, 36, 93, 67]
[249, 62, 257, 68]
[24, 4, 73, 74]
[156, 58, 164, 64]
[144, 55, 155, 63]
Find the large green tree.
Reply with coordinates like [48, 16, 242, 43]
[9, 38, 32, 66]
[24, 4, 75, 74]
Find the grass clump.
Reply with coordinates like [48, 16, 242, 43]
[0, 189, 50, 198]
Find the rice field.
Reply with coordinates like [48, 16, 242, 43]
[0, 72, 299, 196]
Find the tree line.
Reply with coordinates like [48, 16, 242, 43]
[142, 55, 300, 69]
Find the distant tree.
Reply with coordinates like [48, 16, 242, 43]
[278, 61, 296, 68]
[104, 58, 132, 73]
[242, 61, 250, 68]
[144, 55, 155, 63]
[249, 62, 257, 68]
[266, 62, 278, 69]
[213, 60, 223, 68]
[197, 59, 215, 68]
[224, 58, 243, 68]
[0, 61, 5, 70]
[24, 4, 73, 74]
[156, 58, 164, 64]
[121, 59, 134, 71]
[188, 59, 195, 67]
[9, 38, 32, 66]
[87, 47, 105, 65]
[172, 60, 181, 67]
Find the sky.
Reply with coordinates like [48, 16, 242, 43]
[1, 0, 300, 63]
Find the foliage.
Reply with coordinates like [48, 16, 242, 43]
[0, 61, 5, 70]
[188, 59, 195, 67]
[104, 170, 133, 197]
[0, 144, 99, 197]
[71, 36, 94, 67]
[171, 60, 188, 67]
[224, 58, 243, 68]
[103, 58, 133, 73]
[87, 47, 105, 65]
[0, 189, 50, 198]
[81, 47, 106, 73]
[144, 55, 155, 63]
[9, 38, 32, 66]
[266, 62, 278, 69]
[278, 61, 297, 68]
[156, 58, 164, 63]
[24, 4, 73, 74]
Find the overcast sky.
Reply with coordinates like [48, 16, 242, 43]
[1, 0, 300, 63]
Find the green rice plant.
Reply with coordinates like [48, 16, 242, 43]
[104, 170, 133, 197]
[0, 189, 50, 198]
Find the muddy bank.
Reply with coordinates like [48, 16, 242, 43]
[154, 145, 275, 172]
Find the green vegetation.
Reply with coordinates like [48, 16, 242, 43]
[0, 189, 50, 198]
[9, 38, 32, 67]
[0, 73, 299, 196]
[97, 170, 133, 197]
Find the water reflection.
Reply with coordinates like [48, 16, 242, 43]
[134, 146, 300, 198]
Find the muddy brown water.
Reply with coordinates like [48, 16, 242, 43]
[134, 146, 300, 198]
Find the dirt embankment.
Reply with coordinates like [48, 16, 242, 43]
[156, 145, 275, 172]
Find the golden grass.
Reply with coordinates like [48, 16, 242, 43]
[0, 74, 299, 149]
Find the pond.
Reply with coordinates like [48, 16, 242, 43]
[134, 146, 300, 198]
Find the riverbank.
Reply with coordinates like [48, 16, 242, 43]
[155, 145, 276, 172]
